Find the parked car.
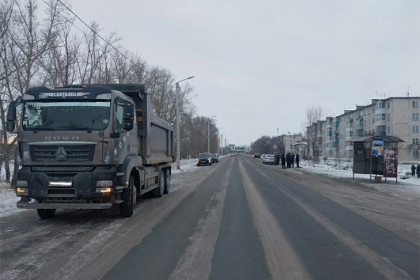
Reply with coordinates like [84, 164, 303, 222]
[197, 153, 213, 166]
[254, 153, 261, 158]
[211, 153, 219, 163]
[262, 154, 275, 164]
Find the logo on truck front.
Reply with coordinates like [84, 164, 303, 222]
[39, 92, 90, 98]
[55, 147, 67, 161]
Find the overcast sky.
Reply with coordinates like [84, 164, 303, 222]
[69, 0, 420, 146]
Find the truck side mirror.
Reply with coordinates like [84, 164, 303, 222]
[6, 101, 16, 132]
[123, 102, 134, 131]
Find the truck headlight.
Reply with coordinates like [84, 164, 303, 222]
[96, 180, 113, 193]
[16, 187, 28, 195]
[16, 181, 28, 196]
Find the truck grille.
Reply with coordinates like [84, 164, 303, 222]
[30, 144, 95, 162]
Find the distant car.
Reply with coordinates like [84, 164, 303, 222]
[231, 153, 237, 156]
[262, 154, 275, 164]
[211, 153, 219, 163]
[254, 153, 261, 158]
[197, 153, 213, 166]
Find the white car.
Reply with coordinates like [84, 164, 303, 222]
[262, 154, 275, 164]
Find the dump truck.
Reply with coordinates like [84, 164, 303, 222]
[6, 84, 173, 219]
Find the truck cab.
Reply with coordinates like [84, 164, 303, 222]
[7, 84, 173, 219]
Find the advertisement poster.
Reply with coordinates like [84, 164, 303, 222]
[383, 148, 398, 178]
[372, 137, 384, 156]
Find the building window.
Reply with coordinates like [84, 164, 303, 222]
[413, 113, 419, 121]
[387, 102, 390, 109]
[381, 114, 386, 120]
[387, 126, 390, 134]
[413, 125, 419, 133]
[413, 100, 419, 108]
[414, 150, 419, 159]
[413, 138, 419, 145]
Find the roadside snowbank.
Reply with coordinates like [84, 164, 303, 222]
[299, 160, 420, 200]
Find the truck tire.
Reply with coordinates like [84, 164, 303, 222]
[120, 175, 136, 217]
[153, 170, 164, 198]
[164, 168, 171, 194]
[37, 209, 56, 219]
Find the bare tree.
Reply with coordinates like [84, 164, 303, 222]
[304, 106, 323, 161]
[40, 14, 82, 86]
[74, 22, 119, 84]
[0, 0, 61, 183]
[251, 135, 284, 154]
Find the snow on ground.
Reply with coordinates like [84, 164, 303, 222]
[299, 159, 420, 200]
[1, 156, 419, 218]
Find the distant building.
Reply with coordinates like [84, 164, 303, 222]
[230, 145, 250, 153]
[282, 134, 303, 154]
[306, 97, 420, 162]
[291, 141, 308, 159]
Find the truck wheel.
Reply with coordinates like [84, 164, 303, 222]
[164, 169, 171, 194]
[153, 170, 164, 198]
[37, 209, 56, 219]
[120, 175, 136, 217]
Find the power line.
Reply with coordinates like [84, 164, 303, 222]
[55, 0, 138, 65]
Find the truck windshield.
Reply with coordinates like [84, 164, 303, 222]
[22, 101, 110, 131]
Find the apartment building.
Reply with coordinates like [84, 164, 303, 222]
[283, 133, 303, 153]
[306, 97, 420, 162]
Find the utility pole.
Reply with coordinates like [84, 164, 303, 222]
[175, 76, 194, 169]
[207, 116, 216, 152]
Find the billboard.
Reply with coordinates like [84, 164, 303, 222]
[383, 148, 398, 178]
[372, 138, 384, 156]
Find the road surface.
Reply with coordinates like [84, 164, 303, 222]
[1, 155, 419, 280]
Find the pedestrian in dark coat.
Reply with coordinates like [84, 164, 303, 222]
[417, 164, 420, 178]
[286, 152, 291, 168]
[411, 164, 416, 176]
[296, 153, 300, 168]
[291, 153, 295, 168]
[275, 153, 280, 165]
[281, 154, 286, 169]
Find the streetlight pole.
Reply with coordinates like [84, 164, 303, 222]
[207, 115, 216, 152]
[175, 76, 194, 169]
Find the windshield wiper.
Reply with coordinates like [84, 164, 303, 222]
[31, 127, 57, 131]
[60, 126, 93, 132]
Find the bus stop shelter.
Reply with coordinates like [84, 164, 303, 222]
[347, 136, 404, 183]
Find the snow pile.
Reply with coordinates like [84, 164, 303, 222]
[0, 181, 24, 218]
[171, 159, 199, 175]
[300, 159, 420, 199]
